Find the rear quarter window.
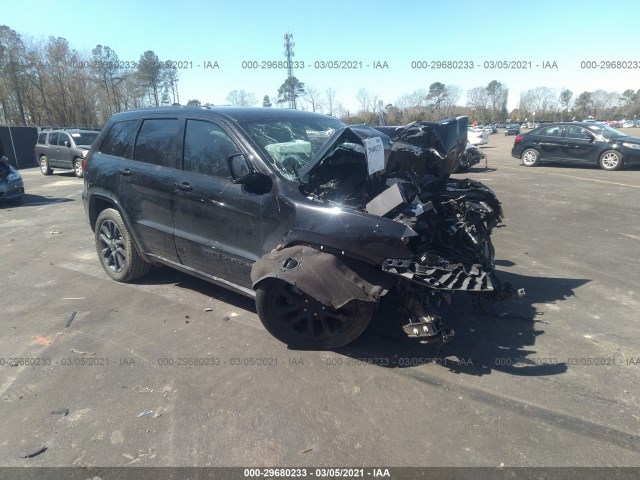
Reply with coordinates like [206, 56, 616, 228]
[37, 133, 47, 144]
[99, 120, 139, 158]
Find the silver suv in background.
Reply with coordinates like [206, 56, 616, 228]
[35, 129, 99, 178]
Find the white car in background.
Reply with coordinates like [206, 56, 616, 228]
[467, 127, 489, 146]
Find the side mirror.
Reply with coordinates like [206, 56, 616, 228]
[584, 133, 595, 142]
[64, 140, 71, 148]
[227, 153, 254, 184]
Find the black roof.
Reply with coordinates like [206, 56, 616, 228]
[109, 106, 339, 123]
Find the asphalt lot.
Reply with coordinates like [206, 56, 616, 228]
[1, 130, 640, 469]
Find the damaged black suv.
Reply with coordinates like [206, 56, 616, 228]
[83, 106, 521, 349]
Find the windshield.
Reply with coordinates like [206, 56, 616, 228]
[71, 132, 99, 146]
[585, 124, 627, 139]
[240, 117, 345, 180]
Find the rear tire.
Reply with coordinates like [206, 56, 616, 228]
[94, 208, 150, 282]
[39, 156, 53, 175]
[599, 150, 622, 171]
[73, 158, 84, 178]
[521, 148, 540, 167]
[255, 278, 374, 350]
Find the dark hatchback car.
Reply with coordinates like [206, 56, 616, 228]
[512, 122, 640, 170]
[83, 107, 519, 349]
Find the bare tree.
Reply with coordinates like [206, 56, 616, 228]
[356, 88, 378, 113]
[441, 85, 462, 117]
[302, 85, 324, 112]
[591, 89, 619, 118]
[519, 87, 556, 119]
[466, 86, 490, 122]
[396, 89, 428, 109]
[486, 80, 508, 122]
[559, 89, 573, 119]
[325, 87, 336, 116]
[226, 90, 257, 106]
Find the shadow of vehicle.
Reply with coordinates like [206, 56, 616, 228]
[128, 262, 588, 379]
[1, 193, 73, 207]
[335, 268, 590, 377]
[131, 266, 257, 313]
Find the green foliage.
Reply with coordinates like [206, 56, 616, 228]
[277, 76, 305, 108]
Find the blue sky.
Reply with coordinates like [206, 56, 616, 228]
[3, 0, 640, 112]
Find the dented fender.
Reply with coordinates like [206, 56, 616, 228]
[251, 245, 395, 308]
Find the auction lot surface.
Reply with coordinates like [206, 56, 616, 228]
[1, 131, 640, 468]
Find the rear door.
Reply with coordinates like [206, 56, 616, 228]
[534, 125, 564, 160]
[172, 117, 266, 289]
[97, 116, 179, 263]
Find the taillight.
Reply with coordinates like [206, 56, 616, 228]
[514, 135, 524, 143]
[82, 158, 87, 172]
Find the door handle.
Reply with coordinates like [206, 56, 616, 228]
[118, 168, 132, 176]
[174, 182, 193, 192]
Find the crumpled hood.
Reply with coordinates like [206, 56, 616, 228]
[300, 116, 468, 185]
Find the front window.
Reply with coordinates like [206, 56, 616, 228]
[585, 124, 627, 139]
[240, 117, 344, 180]
[183, 119, 239, 178]
[58, 133, 72, 146]
[71, 132, 99, 146]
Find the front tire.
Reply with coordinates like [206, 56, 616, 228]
[599, 150, 622, 171]
[94, 208, 150, 282]
[39, 156, 53, 175]
[255, 279, 374, 350]
[521, 148, 540, 167]
[73, 158, 84, 178]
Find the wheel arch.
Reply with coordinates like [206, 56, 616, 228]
[251, 244, 396, 309]
[599, 149, 624, 170]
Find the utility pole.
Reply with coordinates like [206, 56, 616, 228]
[283, 32, 296, 109]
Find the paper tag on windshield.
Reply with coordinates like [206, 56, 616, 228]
[365, 137, 384, 175]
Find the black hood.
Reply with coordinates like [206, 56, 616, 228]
[300, 116, 468, 187]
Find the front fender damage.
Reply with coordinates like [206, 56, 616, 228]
[251, 245, 395, 309]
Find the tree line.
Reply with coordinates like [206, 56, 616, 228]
[2, 24, 639, 129]
[0, 25, 179, 128]
[219, 78, 640, 126]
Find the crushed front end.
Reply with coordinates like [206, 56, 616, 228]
[298, 117, 524, 343]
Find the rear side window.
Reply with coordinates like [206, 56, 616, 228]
[183, 119, 239, 178]
[134, 118, 179, 167]
[99, 120, 139, 158]
[37, 133, 47, 144]
[48, 132, 60, 145]
[539, 126, 562, 137]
